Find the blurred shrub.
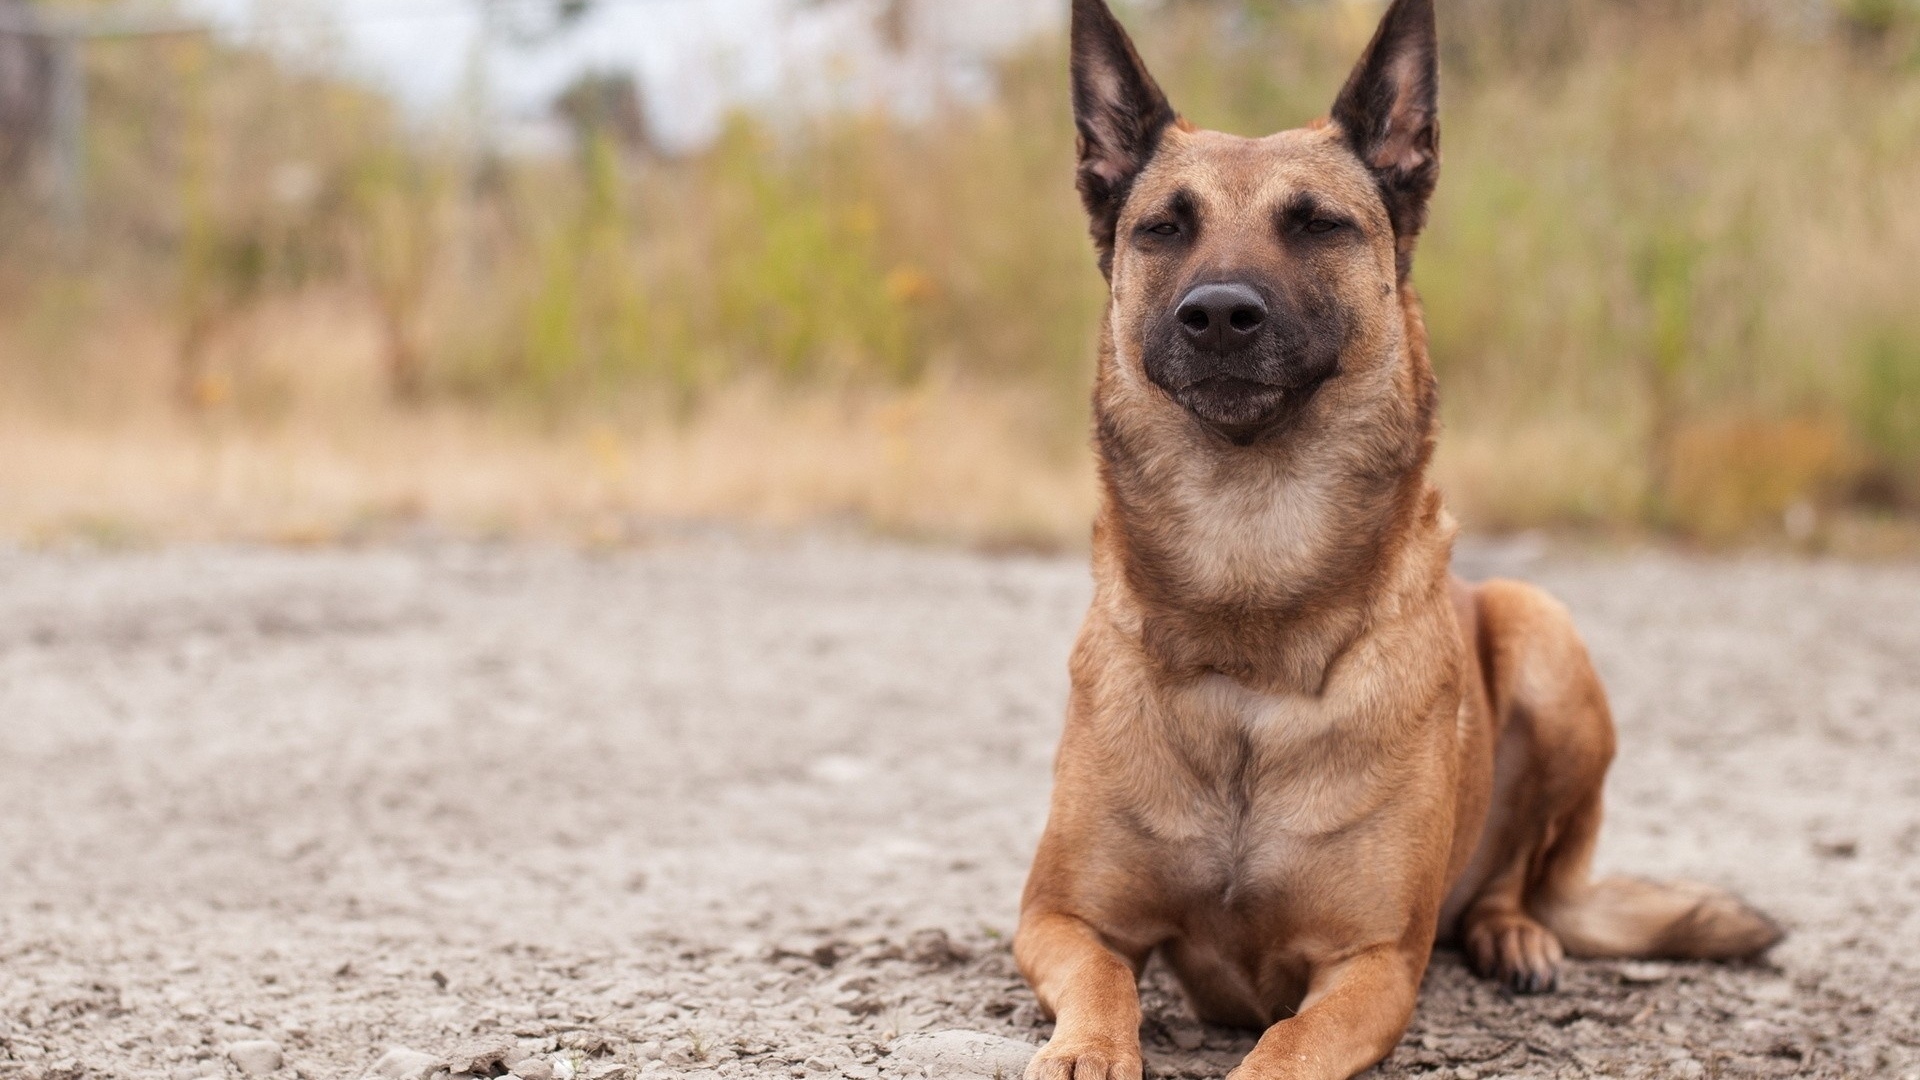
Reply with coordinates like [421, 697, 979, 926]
[1851, 328, 1920, 508]
[1836, 0, 1920, 57]
[1, 0, 1917, 542]
[1665, 416, 1857, 541]
[348, 141, 449, 404]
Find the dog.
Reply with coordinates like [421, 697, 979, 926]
[1014, 2, 1785, 1077]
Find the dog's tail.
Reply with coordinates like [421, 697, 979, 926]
[1540, 875, 1784, 961]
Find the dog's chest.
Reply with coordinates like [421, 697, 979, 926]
[1144, 674, 1398, 900]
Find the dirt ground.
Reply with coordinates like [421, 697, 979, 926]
[2, 535, 1917, 1080]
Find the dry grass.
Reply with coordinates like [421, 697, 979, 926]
[3, 1, 1919, 552]
[1432, 419, 1646, 533]
[0, 296, 1096, 548]
[7, 291, 1916, 555]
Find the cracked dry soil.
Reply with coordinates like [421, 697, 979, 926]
[1, 538, 1917, 1080]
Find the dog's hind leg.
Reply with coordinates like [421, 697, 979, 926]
[1455, 580, 1782, 993]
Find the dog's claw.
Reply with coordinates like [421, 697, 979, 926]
[1510, 964, 1557, 995]
[1023, 1040, 1143, 1080]
[1466, 913, 1565, 995]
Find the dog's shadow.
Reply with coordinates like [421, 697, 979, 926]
[1122, 949, 1788, 1078]
[1132, 959, 1260, 1079]
[1128, 953, 1509, 1078]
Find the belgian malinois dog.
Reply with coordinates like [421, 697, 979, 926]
[1015, 2, 1784, 1077]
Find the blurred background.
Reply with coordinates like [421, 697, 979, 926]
[0, 0, 1916, 552]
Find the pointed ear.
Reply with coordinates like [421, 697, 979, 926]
[1072, 0, 1177, 277]
[1330, 0, 1439, 279]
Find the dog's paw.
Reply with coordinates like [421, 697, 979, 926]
[1465, 912, 1565, 994]
[1023, 1038, 1143, 1080]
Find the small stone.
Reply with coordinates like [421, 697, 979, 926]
[1619, 962, 1672, 984]
[904, 929, 972, 967]
[835, 991, 886, 1016]
[1813, 837, 1859, 860]
[1168, 1025, 1204, 1052]
[366, 1047, 439, 1080]
[889, 1031, 1036, 1079]
[558, 1032, 611, 1056]
[229, 1042, 284, 1077]
[807, 755, 872, 785]
[510, 1061, 554, 1080]
[442, 1036, 521, 1076]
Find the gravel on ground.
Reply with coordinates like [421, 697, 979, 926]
[1, 536, 1916, 1079]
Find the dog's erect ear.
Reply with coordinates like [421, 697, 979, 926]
[1071, 0, 1177, 277]
[1330, 0, 1439, 279]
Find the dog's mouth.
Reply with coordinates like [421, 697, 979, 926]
[1171, 375, 1320, 446]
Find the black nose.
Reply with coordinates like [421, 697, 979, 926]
[1176, 283, 1268, 354]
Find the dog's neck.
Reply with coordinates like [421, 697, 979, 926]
[1091, 286, 1452, 696]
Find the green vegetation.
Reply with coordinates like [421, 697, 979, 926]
[2, 0, 1918, 545]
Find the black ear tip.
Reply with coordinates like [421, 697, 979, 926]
[1071, 0, 1119, 29]
[1392, 0, 1437, 33]
[1368, 0, 1435, 40]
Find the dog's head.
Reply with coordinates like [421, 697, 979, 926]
[1073, 0, 1439, 446]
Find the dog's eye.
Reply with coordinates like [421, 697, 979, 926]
[1304, 219, 1344, 235]
[1146, 222, 1181, 236]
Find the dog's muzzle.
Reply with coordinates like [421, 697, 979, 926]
[1149, 282, 1331, 444]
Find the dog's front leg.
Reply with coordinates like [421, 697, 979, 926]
[1014, 911, 1146, 1080]
[1226, 946, 1423, 1080]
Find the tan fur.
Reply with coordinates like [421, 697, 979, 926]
[1017, 5, 1782, 1078]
